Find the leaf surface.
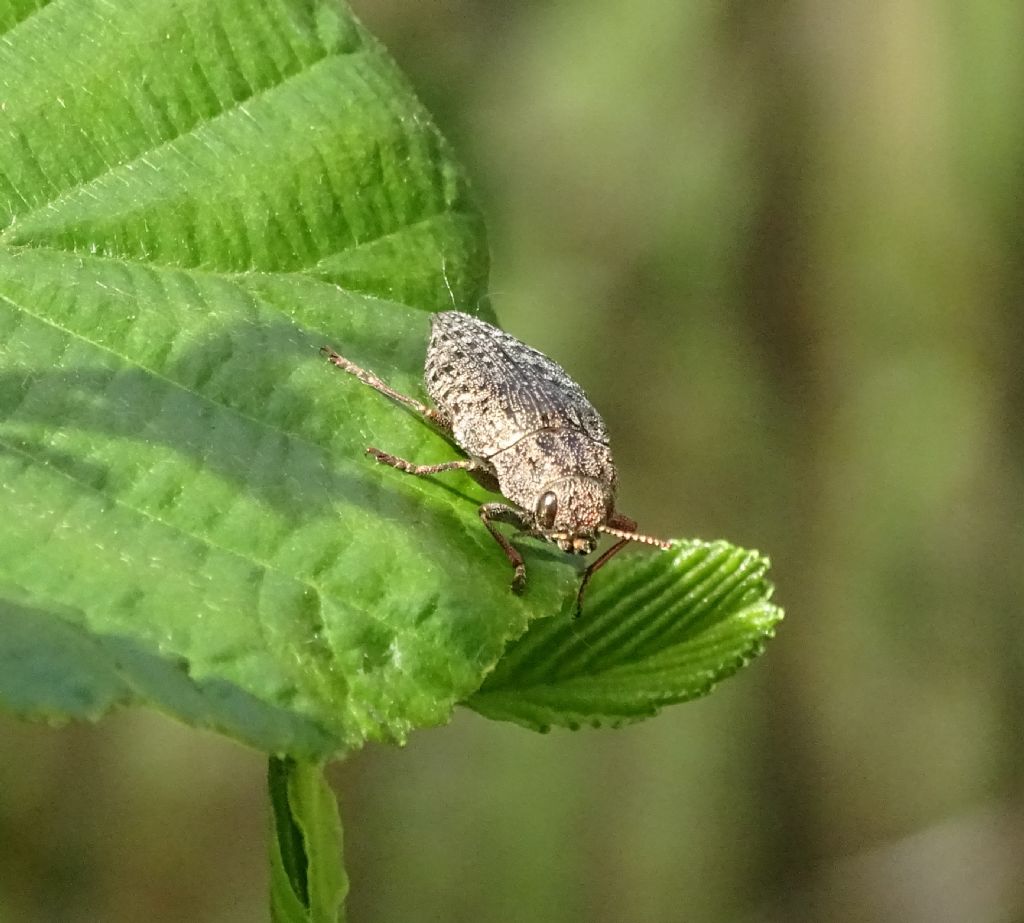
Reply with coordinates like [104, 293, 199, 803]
[467, 541, 782, 731]
[0, 0, 576, 756]
[0, 0, 781, 757]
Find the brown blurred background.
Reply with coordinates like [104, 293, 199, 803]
[3, 1, 1024, 920]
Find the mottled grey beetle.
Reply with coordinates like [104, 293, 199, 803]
[322, 311, 671, 615]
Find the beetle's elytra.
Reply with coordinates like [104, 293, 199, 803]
[322, 311, 670, 616]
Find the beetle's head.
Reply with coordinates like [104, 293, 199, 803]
[532, 477, 614, 555]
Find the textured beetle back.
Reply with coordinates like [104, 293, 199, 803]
[425, 312, 610, 459]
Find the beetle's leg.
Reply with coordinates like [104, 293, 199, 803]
[368, 453, 524, 591]
[574, 538, 630, 619]
[321, 346, 450, 431]
[578, 513, 672, 618]
[366, 447, 478, 477]
[479, 502, 533, 594]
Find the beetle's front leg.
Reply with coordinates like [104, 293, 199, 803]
[575, 538, 629, 619]
[479, 502, 534, 594]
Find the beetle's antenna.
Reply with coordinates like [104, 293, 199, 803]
[440, 258, 458, 310]
[597, 523, 672, 550]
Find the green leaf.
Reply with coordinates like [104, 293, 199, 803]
[466, 540, 783, 731]
[269, 758, 347, 923]
[0, 0, 579, 757]
[0, 0, 782, 759]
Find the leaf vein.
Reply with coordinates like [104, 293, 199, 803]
[4, 48, 359, 239]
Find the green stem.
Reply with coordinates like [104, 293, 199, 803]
[268, 757, 348, 923]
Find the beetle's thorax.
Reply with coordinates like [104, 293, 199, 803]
[488, 430, 616, 508]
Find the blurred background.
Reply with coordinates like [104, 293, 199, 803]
[3, 1, 1023, 920]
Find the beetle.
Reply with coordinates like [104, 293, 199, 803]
[322, 311, 671, 615]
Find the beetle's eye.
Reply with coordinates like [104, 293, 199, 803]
[536, 491, 558, 530]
